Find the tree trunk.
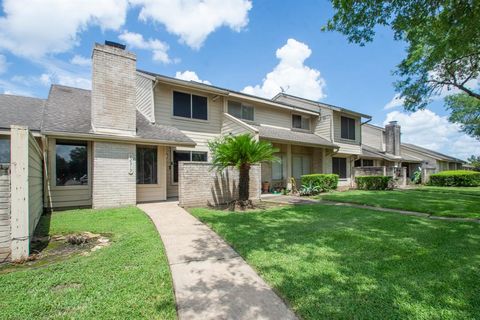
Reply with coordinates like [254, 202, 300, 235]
[238, 163, 250, 201]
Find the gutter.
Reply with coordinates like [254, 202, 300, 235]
[42, 131, 197, 147]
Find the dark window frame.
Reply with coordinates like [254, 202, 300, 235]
[227, 100, 254, 121]
[137, 146, 158, 185]
[341, 116, 356, 140]
[173, 90, 208, 120]
[332, 157, 347, 179]
[292, 114, 310, 130]
[55, 140, 88, 187]
[0, 137, 10, 164]
[172, 150, 208, 183]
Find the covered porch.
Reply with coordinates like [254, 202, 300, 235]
[253, 125, 338, 193]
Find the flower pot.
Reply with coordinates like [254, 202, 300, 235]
[262, 181, 270, 193]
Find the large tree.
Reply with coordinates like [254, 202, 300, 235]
[325, 0, 480, 139]
[209, 134, 278, 208]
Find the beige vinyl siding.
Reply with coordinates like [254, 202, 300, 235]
[28, 133, 43, 233]
[0, 167, 10, 262]
[136, 73, 155, 122]
[362, 125, 385, 151]
[333, 112, 362, 154]
[137, 146, 167, 202]
[254, 105, 293, 128]
[401, 147, 437, 167]
[221, 114, 255, 136]
[154, 83, 223, 151]
[45, 138, 92, 209]
[315, 107, 333, 141]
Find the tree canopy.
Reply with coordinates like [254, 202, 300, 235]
[325, 0, 480, 139]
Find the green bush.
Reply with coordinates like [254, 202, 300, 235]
[428, 170, 480, 187]
[356, 176, 392, 190]
[301, 174, 339, 192]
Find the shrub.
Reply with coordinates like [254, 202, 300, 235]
[299, 181, 322, 196]
[356, 176, 392, 190]
[428, 170, 480, 187]
[301, 174, 339, 193]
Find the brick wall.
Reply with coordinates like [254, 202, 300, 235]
[178, 162, 261, 207]
[0, 166, 10, 262]
[353, 166, 386, 177]
[91, 43, 136, 135]
[92, 142, 136, 209]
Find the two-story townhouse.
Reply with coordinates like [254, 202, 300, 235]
[0, 41, 466, 212]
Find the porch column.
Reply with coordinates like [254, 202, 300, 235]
[286, 144, 292, 189]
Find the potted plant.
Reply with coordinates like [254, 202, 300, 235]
[262, 181, 270, 193]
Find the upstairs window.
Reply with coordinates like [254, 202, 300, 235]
[173, 91, 208, 120]
[228, 101, 254, 121]
[0, 138, 10, 164]
[292, 114, 310, 130]
[56, 141, 88, 186]
[137, 146, 157, 184]
[341, 116, 356, 140]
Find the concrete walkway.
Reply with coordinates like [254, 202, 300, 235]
[138, 201, 298, 320]
[261, 194, 480, 224]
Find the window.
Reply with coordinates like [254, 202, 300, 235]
[332, 157, 347, 179]
[0, 138, 10, 164]
[137, 146, 157, 184]
[56, 141, 88, 186]
[292, 114, 310, 130]
[173, 91, 208, 120]
[341, 116, 356, 140]
[363, 159, 374, 167]
[293, 155, 311, 179]
[354, 159, 374, 167]
[272, 154, 284, 180]
[228, 101, 254, 121]
[173, 150, 208, 183]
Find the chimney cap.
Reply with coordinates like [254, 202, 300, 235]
[105, 40, 126, 50]
[389, 120, 398, 125]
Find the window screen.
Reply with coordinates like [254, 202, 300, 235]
[192, 95, 208, 120]
[363, 159, 374, 166]
[332, 157, 347, 179]
[173, 91, 191, 118]
[292, 114, 310, 130]
[0, 138, 10, 164]
[272, 154, 284, 180]
[228, 101, 254, 121]
[341, 116, 355, 140]
[137, 146, 158, 184]
[56, 141, 88, 186]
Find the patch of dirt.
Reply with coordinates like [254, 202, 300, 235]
[0, 232, 112, 274]
[207, 200, 285, 212]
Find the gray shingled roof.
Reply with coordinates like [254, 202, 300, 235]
[361, 144, 413, 161]
[402, 143, 464, 163]
[42, 84, 195, 145]
[136, 111, 195, 144]
[0, 94, 45, 131]
[42, 85, 92, 134]
[251, 125, 337, 148]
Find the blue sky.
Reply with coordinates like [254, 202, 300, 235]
[0, 0, 478, 159]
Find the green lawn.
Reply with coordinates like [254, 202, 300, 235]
[0, 207, 176, 320]
[319, 187, 480, 219]
[191, 205, 480, 319]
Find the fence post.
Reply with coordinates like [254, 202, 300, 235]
[10, 125, 30, 261]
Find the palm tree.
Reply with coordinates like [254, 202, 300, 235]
[209, 134, 279, 205]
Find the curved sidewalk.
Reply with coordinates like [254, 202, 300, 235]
[138, 202, 297, 320]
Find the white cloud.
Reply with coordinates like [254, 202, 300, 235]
[131, 0, 252, 49]
[384, 109, 480, 160]
[383, 94, 404, 110]
[175, 71, 211, 84]
[37, 57, 92, 89]
[0, 55, 7, 74]
[0, 0, 128, 58]
[70, 55, 91, 67]
[242, 39, 326, 100]
[119, 31, 174, 63]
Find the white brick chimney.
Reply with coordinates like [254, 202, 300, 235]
[385, 121, 401, 156]
[91, 42, 136, 136]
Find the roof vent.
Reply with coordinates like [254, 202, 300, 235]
[105, 40, 126, 50]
